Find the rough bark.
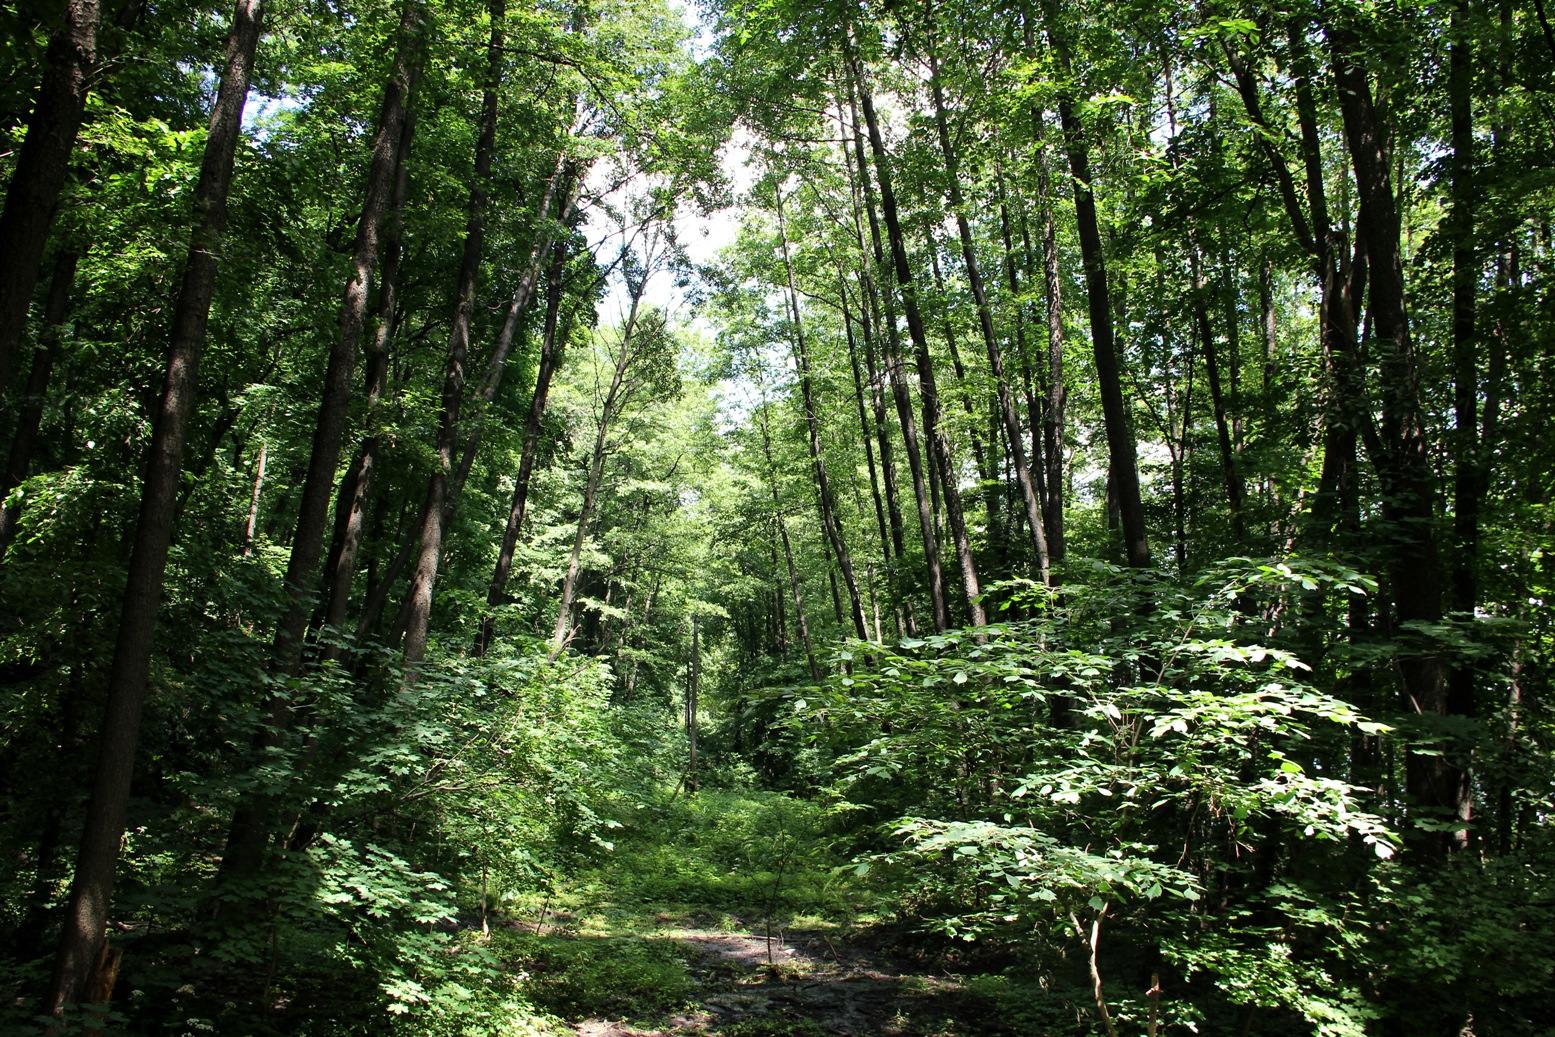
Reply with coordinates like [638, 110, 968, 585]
[0, 0, 101, 394]
[47, 0, 264, 1011]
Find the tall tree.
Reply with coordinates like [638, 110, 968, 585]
[0, 0, 102, 393]
[47, 0, 265, 1011]
[1037, 2, 1150, 568]
[400, 0, 506, 665]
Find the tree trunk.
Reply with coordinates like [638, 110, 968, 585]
[760, 402, 821, 681]
[0, 0, 101, 394]
[1324, 14, 1461, 849]
[241, 438, 267, 557]
[478, 213, 576, 655]
[846, 79, 944, 631]
[923, 220, 1004, 573]
[319, 60, 426, 648]
[1193, 256, 1246, 542]
[774, 186, 869, 641]
[0, 250, 77, 560]
[400, 0, 505, 666]
[1448, 0, 1480, 711]
[840, 280, 891, 563]
[686, 615, 699, 792]
[47, 0, 264, 1012]
[1039, 4, 1150, 568]
[1034, 116, 1067, 561]
[550, 284, 649, 660]
[214, 0, 421, 894]
[926, 38, 1050, 584]
[852, 52, 984, 626]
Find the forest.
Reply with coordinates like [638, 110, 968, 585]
[0, 0, 1552, 1032]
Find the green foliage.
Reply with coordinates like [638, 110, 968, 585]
[491, 931, 693, 1021]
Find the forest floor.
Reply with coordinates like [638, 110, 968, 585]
[482, 792, 1077, 1037]
[492, 903, 1065, 1037]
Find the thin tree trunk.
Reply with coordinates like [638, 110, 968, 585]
[401, 0, 505, 666]
[840, 281, 891, 563]
[478, 189, 578, 655]
[775, 186, 868, 641]
[0, 250, 77, 560]
[926, 37, 1050, 584]
[450, 158, 574, 498]
[0, 0, 101, 393]
[550, 283, 649, 660]
[1038, 5, 1150, 568]
[923, 219, 1004, 571]
[852, 52, 983, 627]
[1034, 114, 1067, 561]
[319, 65, 424, 647]
[1193, 255, 1246, 541]
[47, 0, 264, 1011]
[1448, 0, 1480, 718]
[241, 438, 267, 557]
[760, 405, 821, 681]
[686, 615, 699, 792]
[846, 80, 944, 631]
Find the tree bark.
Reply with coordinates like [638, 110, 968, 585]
[840, 280, 891, 564]
[1447, 0, 1480, 715]
[925, 37, 1050, 585]
[1324, 14, 1461, 848]
[550, 282, 651, 660]
[477, 204, 576, 655]
[759, 400, 821, 681]
[1193, 255, 1246, 542]
[852, 52, 985, 627]
[401, 0, 505, 666]
[774, 186, 869, 641]
[0, 0, 101, 394]
[846, 72, 947, 630]
[213, 0, 421, 895]
[1039, 4, 1150, 568]
[0, 251, 77, 560]
[47, 0, 264, 1012]
[319, 64, 422, 647]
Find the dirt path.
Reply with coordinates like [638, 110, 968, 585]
[569, 926, 975, 1037]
